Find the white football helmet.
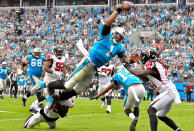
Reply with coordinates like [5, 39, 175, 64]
[33, 47, 41, 58]
[111, 27, 126, 44]
[2, 61, 6, 65]
[2, 61, 6, 68]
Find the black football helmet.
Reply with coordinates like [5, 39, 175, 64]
[53, 45, 64, 59]
[140, 47, 157, 64]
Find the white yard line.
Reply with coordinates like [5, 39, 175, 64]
[0, 111, 15, 113]
[1, 108, 194, 122]
[0, 113, 123, 122]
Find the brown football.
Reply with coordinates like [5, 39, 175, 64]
[120, 1, 133, 10]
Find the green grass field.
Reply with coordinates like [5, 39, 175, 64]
[0, 95, 193, 131]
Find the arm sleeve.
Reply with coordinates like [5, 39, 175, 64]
[101, 25, 111, 37]
[117, 52, 125, 58]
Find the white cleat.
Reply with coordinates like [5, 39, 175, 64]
[101, 102, 106, 108]
[106, 105, 111, 114]
[29, 100, 40, 112]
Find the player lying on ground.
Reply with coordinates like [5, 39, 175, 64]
[126, 47, 182, 131]
[91, 66, 145, 131]
[24, 89, 74, 129]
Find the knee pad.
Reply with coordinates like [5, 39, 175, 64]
[147, 107, 157, 116]
[47, 79, 65, 90]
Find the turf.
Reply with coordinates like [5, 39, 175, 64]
[0, 95, 193, 131]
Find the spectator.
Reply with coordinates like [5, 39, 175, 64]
[184, 82, 193, 102]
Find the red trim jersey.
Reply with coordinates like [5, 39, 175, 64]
[43, 54, 66, 82]
[98, 64, 114, 85]
[145, 61, 176, 93]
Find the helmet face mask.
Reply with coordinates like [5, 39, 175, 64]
[33, 48, 41, 58]
[140, 48, 157, 64]
[111, 27, 126, 44]
[54, 46, 64, 59]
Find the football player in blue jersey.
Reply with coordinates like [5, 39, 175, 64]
[0, 61, 10, 99]
[92, 66, 145, 131]
[36, 2, 135, 101]
[21, 47, 45, 111]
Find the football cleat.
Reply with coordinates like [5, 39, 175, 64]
[29, 100, 41, 113]
[101, 102, 106, 108]
[106, 105, 111, 114]
[130, 117, 138, 131]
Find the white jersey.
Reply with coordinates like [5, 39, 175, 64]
[44, 89, 74, 118]
[144, 61, 177, 93]
[44, 54, 66, 82]
[98, 64, 114, 85]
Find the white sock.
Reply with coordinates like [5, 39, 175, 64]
[129, 113, 135, 120]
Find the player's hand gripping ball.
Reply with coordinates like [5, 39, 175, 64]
[130, 54, 140, 63]
[120, 1, 133, 10]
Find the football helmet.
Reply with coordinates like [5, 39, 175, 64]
[53, 45, 64, 59]
[32, 47, 41, 58]
[140, 47, 157, 64]
[111, 27, 126, 44]
[2, 61, 6, 68]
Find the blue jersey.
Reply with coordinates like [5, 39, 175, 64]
[111, 69, 142, 92]
[89, 26, 125, 67]
[0, 67, 10, 79]
[24, 78, 31, 86]
[27, 55, 45, 78]
[18, 77, 25, 86]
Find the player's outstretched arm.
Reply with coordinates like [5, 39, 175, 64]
[105, 1, 132, 26]
[91, 82, 116, 100]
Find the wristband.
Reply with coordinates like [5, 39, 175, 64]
[116, 8, 122, 14]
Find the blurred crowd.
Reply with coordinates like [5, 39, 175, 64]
[0, 5, 193, 83]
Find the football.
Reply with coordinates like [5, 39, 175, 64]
[120, 1, 133, 10]
[130, 54, 140, 63]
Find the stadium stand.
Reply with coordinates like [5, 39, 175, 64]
[0, 0, 193, 100]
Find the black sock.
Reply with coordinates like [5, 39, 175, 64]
[22, 98, 26, 106]
[100, 97, 105, 102]
[38, 96, 46, 103]
[124, 108, 132, 116]
[148, 107, 158, 131]
[134, 107, 139, 118]
[158, 116, 179, 130]
[60, 89, 77, 100]
[106, 96, 111, 105]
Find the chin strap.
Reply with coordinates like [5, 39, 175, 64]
[113, 39, 118, 44]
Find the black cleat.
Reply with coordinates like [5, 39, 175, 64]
[130, 117, 138, 131]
